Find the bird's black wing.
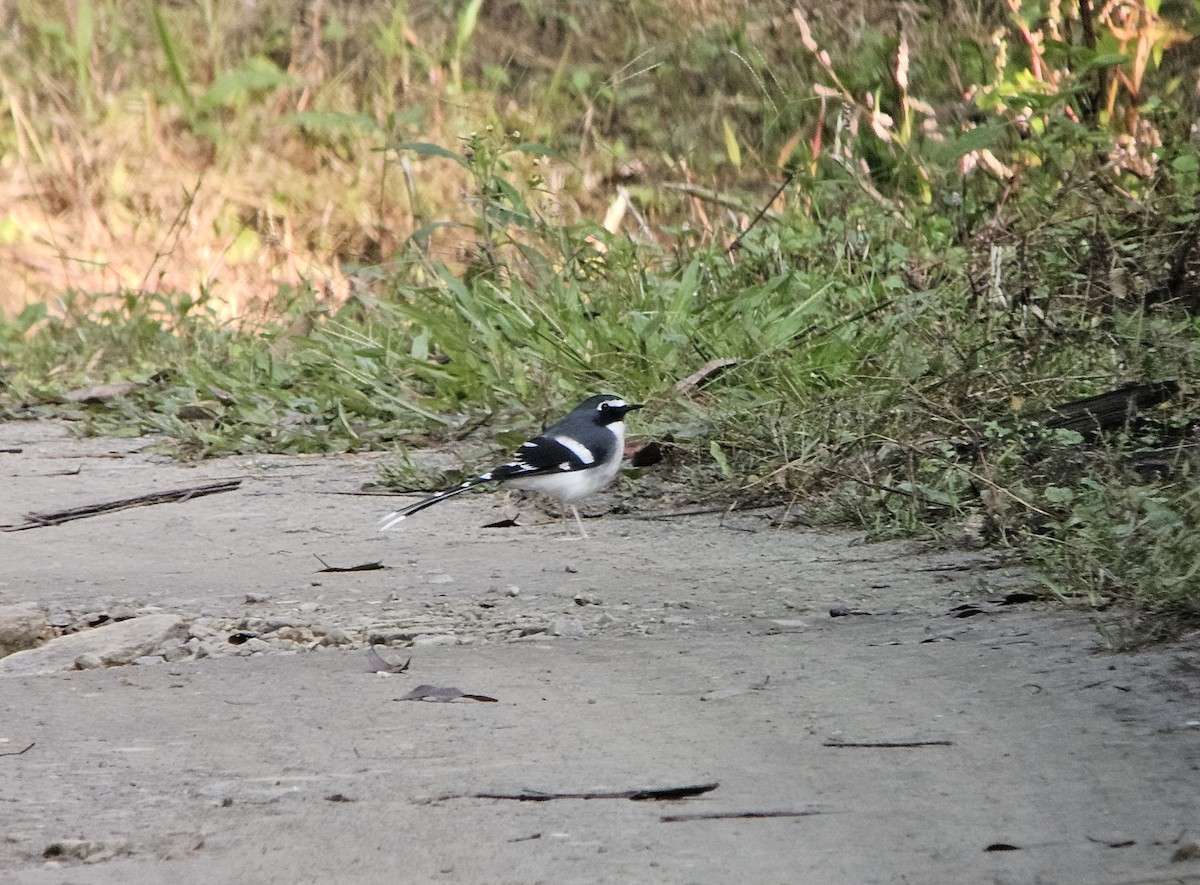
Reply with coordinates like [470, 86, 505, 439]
[490, 433, 597, 481]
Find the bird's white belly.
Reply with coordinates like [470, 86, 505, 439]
[506, 457, 622, 502]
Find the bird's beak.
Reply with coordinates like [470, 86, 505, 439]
[627, 403, 645, 413]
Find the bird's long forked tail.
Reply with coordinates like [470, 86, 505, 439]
[377, 475, 492, 531]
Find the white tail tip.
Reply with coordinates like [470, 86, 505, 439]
[377, 512, 408, 532]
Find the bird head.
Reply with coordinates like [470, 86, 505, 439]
[586, 394, 644, 425]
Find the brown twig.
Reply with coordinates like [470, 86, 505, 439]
[1004, 0, 1046, 83]
[661, 808, 826, 822]
[0, 741, 35, 757]
[676, 358, 740, 394]
[728, 171, 795, 253]
[141, 178, 202, 293]
[2, 479, 243, 531]
[629, 506, 747, 521]
[455, 782, 719, 803]
[313, 555, 386, 573]
[823, 739, 952, 748]
[660, 183, 780, 221]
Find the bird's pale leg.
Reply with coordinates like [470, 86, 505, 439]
[555, 503, 588, 539]
[570, 504, 589, 539]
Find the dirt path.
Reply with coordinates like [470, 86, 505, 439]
[1, 420, 1198, 884]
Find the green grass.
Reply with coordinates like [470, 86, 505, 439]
[2, 1, 1199, 643]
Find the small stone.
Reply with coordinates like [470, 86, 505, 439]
[428, 574, 454, 585]
[43, 838, 131, 862]
[547, 618, 585, 639]
[297, 602, 320, 614]
[74, 653, 104, 670]
[263, 617, 308, 632]
[573, 592, 602, 606]
[240, 638, 271, 654]
[0, 603, 49, 657]
[48, 613, 73, 628]
[505, 585, 520, 597]
[319, 627, 354, 647]
[133, 655, 164, 666]
[508, 623, 547, 637]
[161, 641, 192, 663]
[188, 622, 215, 640]
[1171, 843, 1200, 863]
[157, 834, 205, 860]
[412, 634, 458, 648]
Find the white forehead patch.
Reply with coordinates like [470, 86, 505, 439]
[600, 398, 627, 410]
[553, 434, 595, 465]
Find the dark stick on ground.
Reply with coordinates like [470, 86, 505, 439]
[453, 782, 719, 803]
[661, 809, 826, 822]
[1034, 381, 1179, 436]
[314, 554, 386, 573]
[1, 479, 242, 531]
[823, 739, 952, 748]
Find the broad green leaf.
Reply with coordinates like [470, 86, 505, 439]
[510, 142, 568, 161]
[924, 123, 1006, 163]
[1043, 486, 1075, 504]
[722, 118, 742, 169]
[454, 0, 483, 57]
[1085, 53, 1130, 70]
[1172, 154, 1199, 173]
[198, 64, 292, 111]
[709, 441, 733, 479]
[389, 142, 471, 169]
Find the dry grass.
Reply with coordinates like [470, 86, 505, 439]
[3, 0, 959, 320]
[0, 0, 786, 319]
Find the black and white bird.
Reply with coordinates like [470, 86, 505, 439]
[378, 394, 643, 537]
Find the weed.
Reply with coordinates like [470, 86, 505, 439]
[1, 1, 1199, 642]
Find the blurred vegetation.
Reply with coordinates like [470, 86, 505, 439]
[1, 0, 1199, 644]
